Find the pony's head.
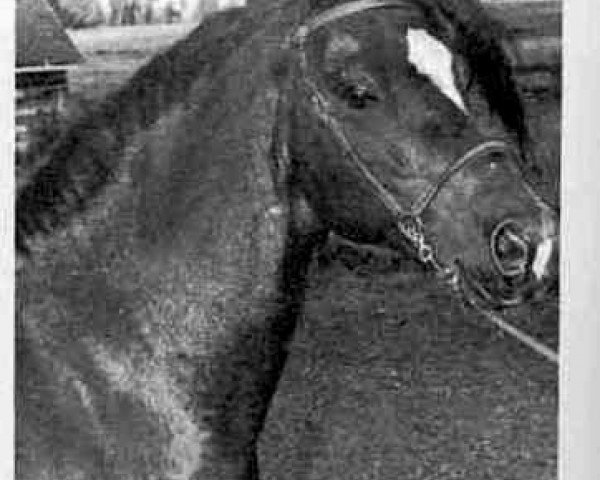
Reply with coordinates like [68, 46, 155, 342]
[275, 0, 558, 307]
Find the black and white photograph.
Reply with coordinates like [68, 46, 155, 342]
[9, 0, 595, 478]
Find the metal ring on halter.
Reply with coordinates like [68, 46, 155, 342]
[489, 218, 529, 278]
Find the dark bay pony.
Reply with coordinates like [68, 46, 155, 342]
[16, 0, 558, 478]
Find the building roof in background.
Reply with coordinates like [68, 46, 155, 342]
[16, 0, 84, 69]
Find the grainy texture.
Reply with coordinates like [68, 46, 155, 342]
[17, 3, 559, 478]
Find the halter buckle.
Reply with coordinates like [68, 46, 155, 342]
[417, 242, 433, 264]
[396, 215, 423, 244]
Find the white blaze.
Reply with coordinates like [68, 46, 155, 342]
[406, 28, 467, 113]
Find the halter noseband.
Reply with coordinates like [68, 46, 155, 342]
[281, 0, 528, 308]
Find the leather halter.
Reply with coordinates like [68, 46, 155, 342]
[281, 0, 530, 308]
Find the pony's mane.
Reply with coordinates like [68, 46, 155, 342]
[17, 0, 526, 254]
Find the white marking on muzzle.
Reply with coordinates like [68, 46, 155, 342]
[406, 28, 467, 113]
[532, 237, 554, 280]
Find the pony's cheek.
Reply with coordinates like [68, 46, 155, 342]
[424, 215, 488, 272]
[419, 186, 491, 272]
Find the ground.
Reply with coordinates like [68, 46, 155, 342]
[261, 265, 557, 480]
[46, 22, 559, 480]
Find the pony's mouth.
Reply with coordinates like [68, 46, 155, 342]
[456, 239, 557, 310]
[455, 261, 531, 309]
[448, 218, 557, 309]
[490, 219, 530, 278]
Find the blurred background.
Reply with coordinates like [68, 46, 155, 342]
[46, 0, 247, 28]
[15, 0, 247, 176]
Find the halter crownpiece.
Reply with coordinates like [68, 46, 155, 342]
[290, 0, 422, 47]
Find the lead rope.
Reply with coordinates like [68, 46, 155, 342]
[469, 300, 559, 364]
[400, 177, 559, 365]
[409, 214, 558, 365]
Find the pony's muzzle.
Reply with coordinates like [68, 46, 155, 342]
[490, 219, 530, 278]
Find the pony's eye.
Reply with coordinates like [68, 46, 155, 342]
[328, 69, 380, 109]
[341, 83, 379, 109]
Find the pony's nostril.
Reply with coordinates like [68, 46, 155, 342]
[490, 219, 529, 277]
[497, 231, 526, 260]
